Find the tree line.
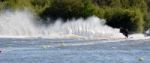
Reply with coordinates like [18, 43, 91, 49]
[0, 0, 150, 33]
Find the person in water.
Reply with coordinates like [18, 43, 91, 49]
[120, 28, 129, 38]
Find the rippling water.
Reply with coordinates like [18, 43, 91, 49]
[0, 38, 150, 63]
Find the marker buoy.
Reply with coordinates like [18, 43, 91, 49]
[139, 57, 144, 61]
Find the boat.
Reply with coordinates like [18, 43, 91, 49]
[145, 28, 150, 36]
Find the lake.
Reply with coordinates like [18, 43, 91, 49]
[0, 38, 150, 63]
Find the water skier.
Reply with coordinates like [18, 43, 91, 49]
[120, 27, 129, 38]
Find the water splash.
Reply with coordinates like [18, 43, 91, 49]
[0, 10, 125, 39]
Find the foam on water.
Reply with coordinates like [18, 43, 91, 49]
[0, 10, 148, 40]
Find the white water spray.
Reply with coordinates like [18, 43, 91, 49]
[0, 10, 125, 39]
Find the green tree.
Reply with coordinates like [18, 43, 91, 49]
[5, 0, 32, 9]
[105, 8, 144, 32]
[30, 0, 51, 15]
[40, 0, 84, 20]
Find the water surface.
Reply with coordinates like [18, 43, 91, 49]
[0, 38, 150, 63]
